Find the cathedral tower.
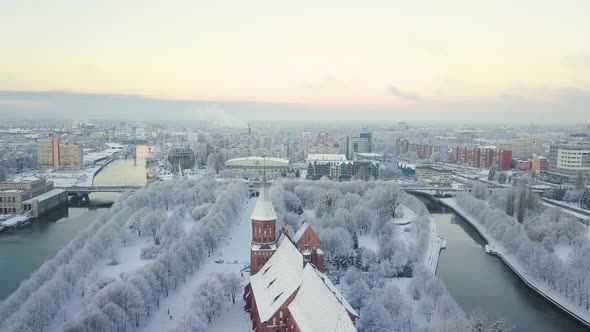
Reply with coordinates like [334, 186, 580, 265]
[250, 179, 278, 275]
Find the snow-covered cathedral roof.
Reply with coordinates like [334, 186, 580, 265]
[252, 186, 277, 221]
[288, 265, 357, 332]
[249, 239, 357, 326]
[250, 238, 304, 322]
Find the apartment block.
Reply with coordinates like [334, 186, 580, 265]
[37, 135, 84, 169]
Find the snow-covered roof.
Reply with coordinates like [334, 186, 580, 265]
[225, 156, 289, 167]
[105, 143, 125, 149]
[306, 154, 347, 162]
[277, 230, 290, 246]
[292, 220, 310, 244]
[356, 152, 383, 157]
[249, 239, 357, 325]
[250, 239, 305, 322]
[1, 215, 30, 227]
[288, 265, 357, 332]
[318, 269, 358, 318]
[23, 189, 65, 203]
[251, 186, 277, 221]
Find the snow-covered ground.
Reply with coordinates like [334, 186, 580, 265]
[545, 198, 589, 212]
[46, 196, 255, 332]
[542, 202, 590, 221]
[440, 197, 590, 327]
[554, 244, 573, 262]
[28, 161, 112, 187]
[358, 235, 377, 252]
[359, 203, 444, 274]
[543, 198, 590, 221]
[393, 204, 415, 225]
[138, 198, 256, 332]
[424, 215, 445, 274]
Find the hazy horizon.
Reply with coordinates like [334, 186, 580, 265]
[0, 89, 589, 125]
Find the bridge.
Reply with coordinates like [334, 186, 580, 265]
[65, 185, 143, 195]
[402, 185, 463, 197]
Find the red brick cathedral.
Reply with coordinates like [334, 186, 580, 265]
[245, 185, 357, 332]
[250, 185, 324, 275]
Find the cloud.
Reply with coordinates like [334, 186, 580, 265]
[1, 88, 589, 124]
[0, 98, 48, 108]
[387, 85, 423, 102]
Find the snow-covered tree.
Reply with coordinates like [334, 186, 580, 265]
[141, 211, 166, 245]
[222, 273, 242, 304]
[191, 276, 224, 323]
[348, 279, 370, 310]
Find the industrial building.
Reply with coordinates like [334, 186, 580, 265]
[0, 177, 67, 217]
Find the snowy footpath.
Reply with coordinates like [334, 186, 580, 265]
[542, 198, 590, 221]
[358, 202, 445, 274]
[138, 198, 256, 332]
[439, 197, 590, 328]
[424, 215, 446, 274]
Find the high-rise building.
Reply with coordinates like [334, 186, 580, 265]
[37, 139, 55, 168]
[186, 129, 199, 144]
[37, 135, 83, 169]
[316, 131, 329, 145]
[59, 143, 84, 169]
[548, 144, 590, 177]
[395, 138, 409, 155]
[450, 146, 512, 171]
[301, 131, 311, 147]
[359, 131, 373, 152]
[263, 136, 273, 149]
[345, 132, 372, 160]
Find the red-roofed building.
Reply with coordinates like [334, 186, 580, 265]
[245, 184, 354, 331]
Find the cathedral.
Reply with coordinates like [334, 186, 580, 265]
[244, 185, 357, 332]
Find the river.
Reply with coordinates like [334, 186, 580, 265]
[419, 196, 588, 332]
[0, 146, 150, 301]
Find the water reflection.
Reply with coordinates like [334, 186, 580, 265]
[417, 195, 588, 332]
[0, 146, 150, 300]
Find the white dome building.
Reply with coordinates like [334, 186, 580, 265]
[224, 156, 290, 172]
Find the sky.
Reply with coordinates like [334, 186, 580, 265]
[1, 1, 590, 123]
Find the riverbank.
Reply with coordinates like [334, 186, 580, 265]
[0, 151, 149, 301]
[398, 195, 446, 274]
[424, 215, 446, 274]
[434, 196, 590, 329]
